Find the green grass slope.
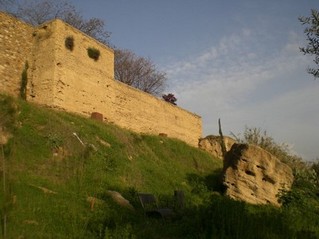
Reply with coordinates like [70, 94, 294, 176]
[1, 94, 319, 239]
[0, 95, 222, 238]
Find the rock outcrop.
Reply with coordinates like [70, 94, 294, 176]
[199, 135, 236, 159]
[107, 190, 134, 210]
[0, 128, 12, 145]
[222, 143, 294, 206]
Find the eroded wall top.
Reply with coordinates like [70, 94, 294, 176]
[0, 12, 202, 147]
[0, 12, 33, 96]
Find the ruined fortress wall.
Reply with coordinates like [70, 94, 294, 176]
[28, 21, 59, 105]
[26, 19, 114, 108]
[108, 80, 202, 146]
[0, 12, 33, 96]
[0, 13, 202, 146]
[47, 20, 202, 146]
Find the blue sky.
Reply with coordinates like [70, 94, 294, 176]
[72, 0, 319, 160]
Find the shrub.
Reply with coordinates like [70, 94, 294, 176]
[65, 36, 74, 51]
[162, 93, 177, 105]
[87, 47, 100, 61]
[311, 159, 319, 188]
[232, 127, 304, 171]
[20, 61, 29, 100]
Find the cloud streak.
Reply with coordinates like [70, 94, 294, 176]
[163, 28, 319, 160]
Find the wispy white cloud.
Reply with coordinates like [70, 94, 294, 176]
[165, 29, 277, 112]
[163, 28, 319, 160]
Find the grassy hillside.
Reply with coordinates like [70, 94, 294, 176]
[0, 94, 222, 238]
[1, 94, 319, 239]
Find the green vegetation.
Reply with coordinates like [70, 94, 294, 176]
[19, 61, 29, 100]
[233, 126, 319, 212]
[87, 47, 100, 61]
[0, 94, 319, 238]
[65, 36, 74, 51]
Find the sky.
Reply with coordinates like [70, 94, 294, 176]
[70, 0, 319, 160]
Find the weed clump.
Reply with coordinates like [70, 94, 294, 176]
[87, 47, 100, 61]
[65, 36, 74, 51]
[20, 61, 29, 100]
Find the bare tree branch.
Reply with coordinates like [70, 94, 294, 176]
[2, 0, 110, 44]
[114, 49, 167, 96]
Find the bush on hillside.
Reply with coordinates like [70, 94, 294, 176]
[233, 127, 319, 190]
[0, 95, 18, 131]
[232, 126, 319, 236]
[232, 127, 305, 171]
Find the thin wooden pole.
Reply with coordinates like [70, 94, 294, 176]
[218, 118, 226, 160]
[1, 145, 6, 239]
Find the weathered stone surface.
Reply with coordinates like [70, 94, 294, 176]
[91, 112, 103, 121]
[29, 184, 57, 194]
[96, 136, 111, 148]
[222, 143, 294, 206]
[0, 12, 202, 147]
[107, 190, 134, 210]
[0, 12, 33, 97]
[0, 128, 12, 145]
[52, 146, 70, 161]
[199, 135, 236, 159]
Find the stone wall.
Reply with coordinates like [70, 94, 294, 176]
[0, 12, 202, 147]
[28, 19, 114, 107]
[0, 12, 33, 97]
[28, 20, 59, 105]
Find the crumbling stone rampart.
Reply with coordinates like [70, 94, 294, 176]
[0, 12, 33, 96]
[0, 12, 202, 146]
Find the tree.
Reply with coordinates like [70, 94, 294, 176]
[162, 93, 177, 105]
[311, 159, 319, 188]
[114, 49, 167, 96]
[1, 0, 110, 44]
[299, 9, 319, 78]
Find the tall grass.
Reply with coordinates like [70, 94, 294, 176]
[1, 95, 318, 238]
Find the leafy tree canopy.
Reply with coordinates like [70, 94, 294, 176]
[299, 9, 319, 78]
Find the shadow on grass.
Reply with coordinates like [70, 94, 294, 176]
[186, 168, 224, 194]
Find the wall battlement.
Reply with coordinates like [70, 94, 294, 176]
[0, 12, 202, 146]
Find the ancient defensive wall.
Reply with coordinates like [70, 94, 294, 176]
[0, 12, 202, 146]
